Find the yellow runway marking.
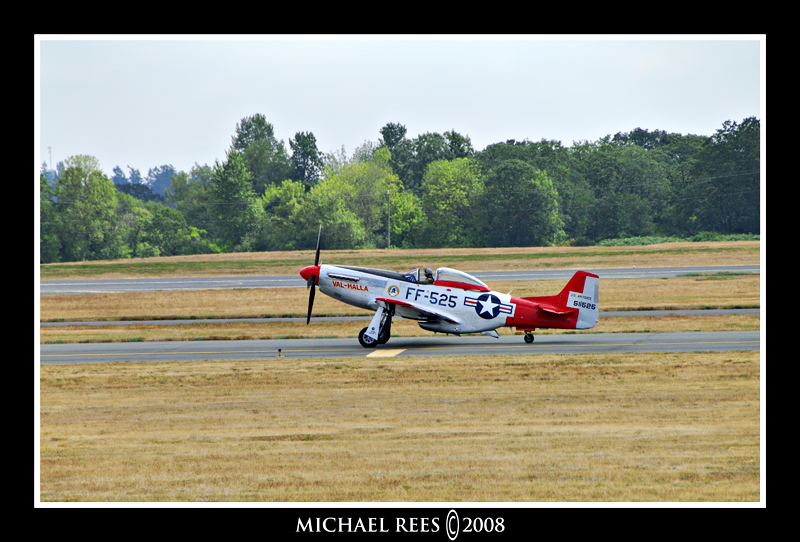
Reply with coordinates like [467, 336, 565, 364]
[366, 349, 406, 357]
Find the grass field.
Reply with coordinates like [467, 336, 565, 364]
[40, 275, 761, 323]
[39, 351, 760, 502]
[37, 241, 763, 503]
[40, 241, 760, 280]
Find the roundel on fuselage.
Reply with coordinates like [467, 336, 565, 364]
[474, 293, 502, 319]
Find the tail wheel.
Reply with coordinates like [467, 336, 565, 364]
[358, 327, 378, 348]
[524, 333, 534, 344]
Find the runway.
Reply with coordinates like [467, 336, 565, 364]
[39, 265, 759, 295]
[40, 330, 760, 365]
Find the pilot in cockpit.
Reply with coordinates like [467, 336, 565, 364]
[403, 268, 435, 284]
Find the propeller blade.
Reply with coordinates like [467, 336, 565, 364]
[306, 282, 316, 325]
[314, 224, 321, 266]
[306, 225, 321, 325]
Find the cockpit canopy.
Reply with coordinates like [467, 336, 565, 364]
[403, 268, 421, 283]
[433, 267, 489, 291]
[401, 267, 488, 290]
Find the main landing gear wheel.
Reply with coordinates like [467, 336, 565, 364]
[377, 323, 391, 345]
[358, 327, 378, 348]
[524, 333, 535, 344]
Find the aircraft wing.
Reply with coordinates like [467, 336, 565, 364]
[375, 297, 462, 324]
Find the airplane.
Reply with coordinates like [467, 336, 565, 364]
[299, 227, 599, 348]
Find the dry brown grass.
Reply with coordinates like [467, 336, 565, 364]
[41, 241, 760, 279]
[40, 276, 760, 323]
[39, 351, 760, 502]
[39, 313, 760, 344]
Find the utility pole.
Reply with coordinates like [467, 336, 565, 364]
[386, 190, 391, 249]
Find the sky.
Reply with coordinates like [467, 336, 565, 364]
[36, 36, 764, 179]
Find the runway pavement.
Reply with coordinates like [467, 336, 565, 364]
[39, 265, 759, 295]
[40, 330, 760, 365]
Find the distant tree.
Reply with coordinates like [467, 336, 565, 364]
[379, 122, 407, 157]
[443, 130, 474, 159]
[166, 164, 217, 238]
[210, 150, 263, 250]
[261, 179, 309, 250]
[55, 161, 67, 180]
[242, 138, 292, 194]
[475, 160, 564, 247]
[41, 162, 59, 184]
[418, 158, 483, 247]
[352, 140, 379, 164]
[39, 174, 60, 262]
[682, 117, 760, 234]
[321, 144, 349, 178]
[115, 182, 165, 203]
[230, 114, 291, 194]
[232, 113, 275, 151]
[325, 147, 403, 247]
[262, 147, 414, 250]
[386, 189, 424, 249]
[114, 193, 219, 258]
[146, 164, 177, 199]
[569, 140, 668, 241]
[114, 192, 154, 258]
[289, 131, 324, 189]
[111, 165, 128, 185]
[611, 127, 677, 150]
[127, 166, 143, 185]
[652, 133, 707, 236]
[387, 129, 475, 195]
[54, 155, 121, 261]
[144, 204, 193, 256]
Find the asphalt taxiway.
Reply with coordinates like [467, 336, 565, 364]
[40, 330, 760, 365]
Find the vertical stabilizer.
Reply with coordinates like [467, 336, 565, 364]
[522, 271, 599, 329]
[569, 273, 599, 329]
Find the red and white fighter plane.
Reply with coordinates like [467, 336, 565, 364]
[300, 228, 599, 348]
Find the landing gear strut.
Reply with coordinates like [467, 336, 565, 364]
[359, 306, 394, 348]
[377, 319, 392, 344]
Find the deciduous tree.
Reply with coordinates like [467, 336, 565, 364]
[54, 155, 121, 261]
[210, 150, 263, 250]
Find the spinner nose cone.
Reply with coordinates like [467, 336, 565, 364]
[300, 265, 320, 284]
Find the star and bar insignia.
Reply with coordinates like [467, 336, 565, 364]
[464, 293, 514, 319]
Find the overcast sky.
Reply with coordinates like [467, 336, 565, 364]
[36, 36, 763, 179]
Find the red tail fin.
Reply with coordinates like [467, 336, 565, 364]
[522, 271, 598, 308]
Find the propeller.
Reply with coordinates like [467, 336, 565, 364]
[304, 225, 322, 325]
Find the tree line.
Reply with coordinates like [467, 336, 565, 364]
[39, 114, 760, 263]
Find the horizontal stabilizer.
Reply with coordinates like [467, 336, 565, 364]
[537, 304, 578, 315]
